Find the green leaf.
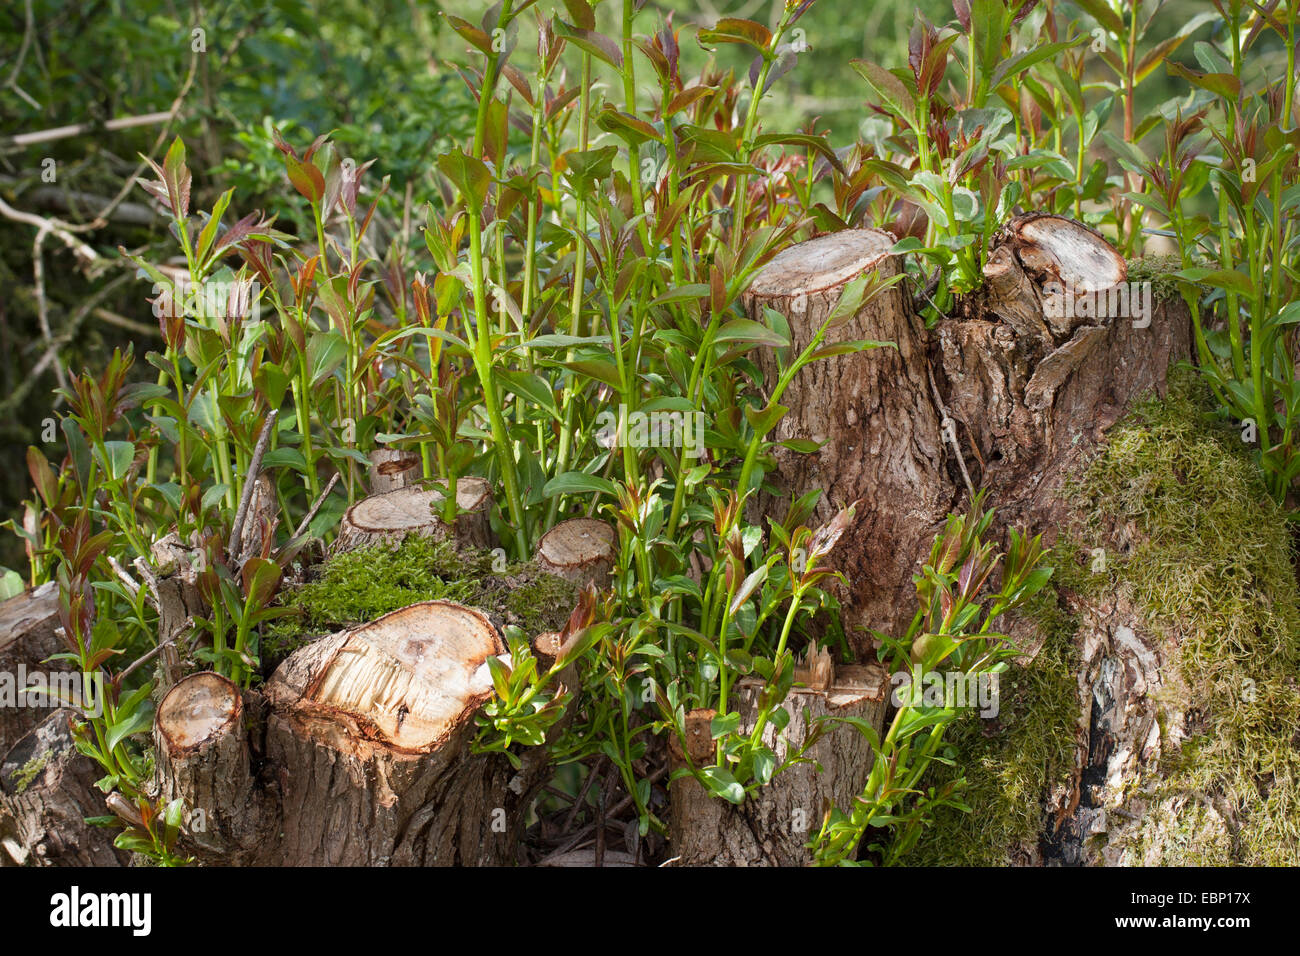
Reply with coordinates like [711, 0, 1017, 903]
[553, 22, 622, 68]
[1166, 61, 1241, 101]
[543, 471, 618, 499]
[715, 318, 789, 348]
[744, 401, 787, 437]
[1173, 267, 1255, 298]
[437, 150, 492, 209]
[710, 712, 741, 737]
[498, 369, 559, 419]
[728, 565, 768, 616]
[699, 766, 746, 804]
[307, 331, 348, 385]
[106, 703, 155, 752]
[850, 59, 916, 126]
[699, 18, 772, 53]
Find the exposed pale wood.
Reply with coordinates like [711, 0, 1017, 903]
[255, 601, 549, 865]
[154, 672, 263, 861]
[535, 518, 616, 590]
[668, 663, 889, 866]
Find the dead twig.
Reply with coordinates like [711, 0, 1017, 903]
[229, 409, 278, 554]
[927, 363, 976, 499]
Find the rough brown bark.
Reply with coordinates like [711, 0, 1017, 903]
[0, 582, 71, 754]
[744, 228, 949, 653]
[728, 216, 1191, 867]
[534, 518, 616, 590]
[0, 708, 128, 867]
[667, 659, 888, 866]
[937, 213, 1187, 539]
[144, 532, 205, 692]
[334, 479, 493, 554]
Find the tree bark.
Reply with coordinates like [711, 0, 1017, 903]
[667, 658, 888, 866]
[0, 708, 128, 866]
[368, 449, 422, 495]
[154, 671, 265, 861]
[744, 228, 949, 653]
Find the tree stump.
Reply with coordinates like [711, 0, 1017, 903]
[534, 518, 616, 590]
[369, 448, 422, 495]
[937, 213, 1190, 537]
[744, 228, 949, 652]
[154, 672, 263, 861]
[334, 478, 493, 553]
[256, 600, 546, 865]
[667, 660, 888, 866]
[0, 582, 70, 754]
[0, 709, 128, 867]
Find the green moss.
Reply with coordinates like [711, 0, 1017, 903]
[1073, 370, 1300, 864]
[261, 535, 578, 672]
[905, 369, 1300, 865]
[904, 585, 1082, 865]
[9, 748, 53, 794]
[1125, 255, 1184, 302]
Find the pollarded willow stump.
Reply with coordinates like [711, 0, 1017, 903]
[668, 658, 889, 866]
[154, 672, 264, 861]
[0, 708, 128, 867]
[743, 229, 949, 652]
[257, 600, 549, 865]
[727, 216, 1192, 867]
[535, 518, 616, 590]
[334, 478, 493, 553]
[0, 582, 71, 754]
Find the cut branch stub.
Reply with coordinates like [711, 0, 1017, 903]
[941, 213, 1191, 536]
[334, 477, 493, 553]
[989, 213, 1128, 341]
[259, 600, 545, 865]
[668, 662, 889, 866]
[368, 448, 422, 495]
[154, 671, 261, 860]
[535, 518, 617, 590]
[743, 228, 948, 651]
[305, 601, 502, 751]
